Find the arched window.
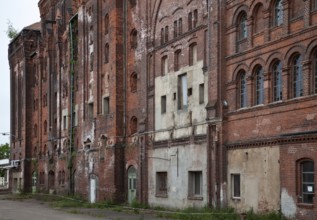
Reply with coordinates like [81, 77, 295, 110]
[238, 12, 247, 40]
[314, 0, 317, 11]
[130, 72, 137, 92]
[254, 4, 264, 34]
[189, 43, 197, 66]
[130, 116, 138, 134]
[104, 43, 109, 63]
[104, 14, 109, 35]
[238, 71, 247, 108]
[174, 49, 181, 71]
[291, 54, 303, 98]
[43, 120, 47, 135]
[130, 29, 137, 49]
[290, 0, 304, 19]
[312, 50, 317, 94]
[272, 60, 283, 102]
[273, 0, 283, 26]
[254, 66, 264, 105]
[298, 160, 314, 204]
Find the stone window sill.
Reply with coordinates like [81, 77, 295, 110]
[155, 193, 168, 198]
[297, 203, 313, 209]
[188, 195, 203, 200]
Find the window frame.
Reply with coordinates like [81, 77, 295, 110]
[238, 12, 247, 41]
[161, 55, 168, 76]
[273, 0, 283, 27]
[189, 43, 197, 66]
[156, 172, 168, 197]
[188, 171, 203, 198]
[272, 60, 283, 102]
[313, 50, 317, 94]
[174, 49, 181, 71]
[291, 54, 303, 98]
[231, 174, 241, 199]
[178, 74, 188, 110]
[297, 160, 314, 204]
[161, 95, 167, 114]
[238, 72, 247, 108]
[255, 66, 264, 105]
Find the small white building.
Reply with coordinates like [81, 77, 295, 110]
[0, 159, 10, 188]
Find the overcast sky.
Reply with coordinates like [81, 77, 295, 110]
[0, 1, 40, 145]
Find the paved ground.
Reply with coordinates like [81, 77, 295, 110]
[0, 197, 170, 220]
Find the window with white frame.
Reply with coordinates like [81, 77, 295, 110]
[231, 174, 241, 199]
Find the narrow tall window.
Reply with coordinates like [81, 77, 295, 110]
[254, 4, 264, 34]
[231, 174, 241, 198]
[130, 116, 138, 134]
[174, 20, 178, 38]
[193, 9, 198, 28]
[43, 120, 47, 135]
[255, 66, 264, 105]
[239, 72, 247, 108]
[174, 50, 181, 71]
[161, 28, 164, 45]
[131, 29, 137, 49]
[178, 18, 183, 35]
[161, 56, 168, 75]
[238, 12, 247, 40]
[104, 43, 109, 63]
[188, 12, 193, 30]
[178, 74, 188, 110]
[63, 115, 67, 130]
[199, 83, 205, 104]
[104, 14, 109, 35]
[299, 160, 314, 204]
[103, 97, 109, 115]
[161, 95, 166, 114]
[313, 50, 317, 94]
[274, 0, 283, 26]
[272, 61, 283, 101]
[88, 102, 94, 119]
[314, 0, 317, 10]
[130, 72, 137, 92]
[189, 43, 197, 66]
[164, 26, 169, 43]
[292, 55, 303, 98]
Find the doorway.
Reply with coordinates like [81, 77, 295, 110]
[128, 166, 137, 204]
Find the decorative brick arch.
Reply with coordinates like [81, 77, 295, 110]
[232, 4, 249, 26]
[232, 63, 249, 82]
[266, 51, 283, 68]
[250, 57, 266, 73]
[250, 0, 268, 14]
[126, 161, 138, 171]
[305, 39, 317, 60]
[284, 45, 305, 66]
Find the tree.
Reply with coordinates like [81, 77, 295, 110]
[0, 143, 10, 159]
[0, 143, 10, 177]
[6, 20, 18, 40]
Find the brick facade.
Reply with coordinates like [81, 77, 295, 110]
[8, 0, 317, 218]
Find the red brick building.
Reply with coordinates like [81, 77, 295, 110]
[8, 0, 317, 219]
